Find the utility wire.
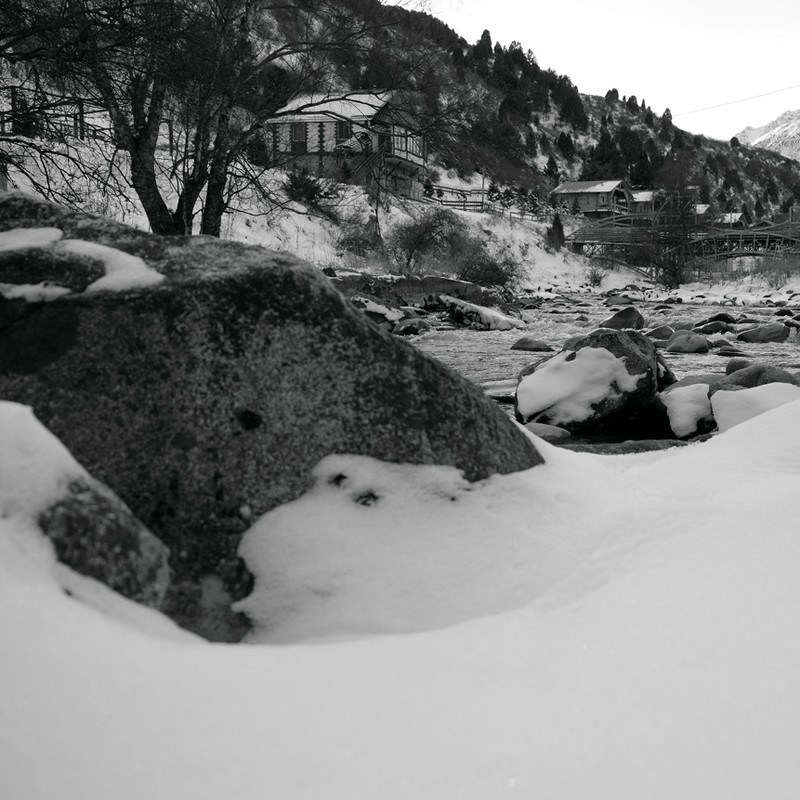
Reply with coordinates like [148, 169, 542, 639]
[675, 84, 800, 118]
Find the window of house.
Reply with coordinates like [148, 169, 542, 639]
[291, 122, 306, 142]
[336, 121, 352, 140]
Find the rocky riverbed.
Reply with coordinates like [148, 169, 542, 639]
[413, 292, 800, 387]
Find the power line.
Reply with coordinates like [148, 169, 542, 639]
[674, 83, 800, 118]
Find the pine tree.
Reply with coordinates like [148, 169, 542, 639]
[556, 131, 574, 160]
[545, 213, 565, 250]
[473, 29, 493, 61]
[545, 154, 560, 184]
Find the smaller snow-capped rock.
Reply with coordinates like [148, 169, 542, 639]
[0, 402, 170, 607]
[439, 294, 525, 330]
[514, 329, 674, 435]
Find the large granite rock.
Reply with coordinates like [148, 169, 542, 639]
[0, 193, 542, 640]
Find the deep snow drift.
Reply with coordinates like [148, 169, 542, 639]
[2, 398, 800, 799]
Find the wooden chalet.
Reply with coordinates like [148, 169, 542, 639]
[716, 212, 746, 229]
[630, 190, 655, 216]
[267, 91, 427, 197]
[551, 179, 634, 217]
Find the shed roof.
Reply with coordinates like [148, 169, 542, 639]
[552, 180, 627, 195]
[631, 190, 654, 203]
[271, 92, 392, 123]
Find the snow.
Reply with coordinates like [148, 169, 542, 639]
[0, 226, 164, 296]
[441, 293, 526, 330]
[0, 402, 84, 519]
[60, 239, 164, 293]
[0, 226, 63, 251]
[662, 382, 713, 437]
[0, 282, 71, 301]
[234, 453, 607, 643]
[711, 382, 800, 431]
[516, 347, 644, 423]
[3, 390, 800, 799]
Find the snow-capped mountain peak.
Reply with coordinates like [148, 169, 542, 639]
[736, 109, 800, 161]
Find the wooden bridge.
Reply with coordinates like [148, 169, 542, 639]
[568, 216, 800, 279]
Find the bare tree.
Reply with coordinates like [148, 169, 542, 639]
[2, 0, 429, 236]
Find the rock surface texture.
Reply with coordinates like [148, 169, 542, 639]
[0, 194, 542, 640]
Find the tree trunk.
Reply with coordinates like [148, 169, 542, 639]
[199, 112, 233, 237]
[129, 143, 177, 236]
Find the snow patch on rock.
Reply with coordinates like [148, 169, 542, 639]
[516, 348, 644, 424]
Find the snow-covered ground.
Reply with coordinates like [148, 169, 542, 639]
[4, 170, 800, 797]
[3, 394, 800, 799]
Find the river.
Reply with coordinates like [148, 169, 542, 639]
[412, 294, 800, 392]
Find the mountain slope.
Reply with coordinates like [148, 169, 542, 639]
[737, 109, 800, 162]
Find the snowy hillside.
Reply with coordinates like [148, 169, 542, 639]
[737, 108, 800, 161]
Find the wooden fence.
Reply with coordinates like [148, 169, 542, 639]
[0, 87, 112, 142]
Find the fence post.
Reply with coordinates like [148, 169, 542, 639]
[77, 98, 85, 139]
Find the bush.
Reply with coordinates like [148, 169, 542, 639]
[336, 216, 381, 257]
[456, 247, 523, 289]
[585, 262, 609, 287]
[283, 168, 339, 218]
[387, 208, 523, 289]
[755, 255, 800, 288]
[387, 208, 467, 274]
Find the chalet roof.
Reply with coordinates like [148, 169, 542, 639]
[716, 213, 744, 224]
[631, 190, 654, 203]
[271, 92, 392, 123]
[552, 180, 627, 195]
[695, 204, 712, 215]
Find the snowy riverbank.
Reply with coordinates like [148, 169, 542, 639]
[3, 397, 800, 798]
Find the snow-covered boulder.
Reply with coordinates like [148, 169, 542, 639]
[665, 331, 710, 354]
[439, 294, 526, 330]
[0, 402, 170, 607]
[659, 382, 715, 438]
[515, 329, 674, 435]
[327, 272, 499, 309]
[657, 363, 800, 438]
[349, 293, 405, 330]
[0, 193, 542, 640]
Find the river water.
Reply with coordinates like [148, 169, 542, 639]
[412, 295, 800, 392]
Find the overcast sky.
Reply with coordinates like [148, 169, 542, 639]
[425, 0, 800, 141]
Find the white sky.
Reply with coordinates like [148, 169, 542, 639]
[425, 0, 800, 140]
